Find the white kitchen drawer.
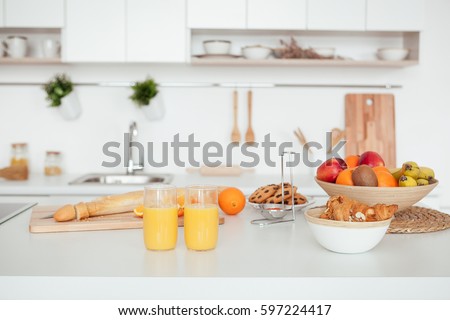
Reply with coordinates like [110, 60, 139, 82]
[127, 0, 186, 62]
[247, 0, 306, 30]
[64, 0, 125, 62]
[187, 0, 246, 29]
[4, 0, 64, 28]
[366, 0, 424, 31]
[307, 0, 366, 31]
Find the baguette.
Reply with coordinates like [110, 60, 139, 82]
[53, 186, 229, 222]
[54, 190, 144, 222]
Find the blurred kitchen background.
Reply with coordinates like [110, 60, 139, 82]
[0, 0, 449, 207]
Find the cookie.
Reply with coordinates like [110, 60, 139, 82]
[285, 196, 295, 205]
[265, 195, 278, 204]
[267, 184, 298, 204]
[249, 184, 278, 203]
[293, 193, 307, 205]
[274, 183, 297, 201]
[280, 192, 307, 205]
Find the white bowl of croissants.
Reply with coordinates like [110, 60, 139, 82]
[305, 195, 397, 254]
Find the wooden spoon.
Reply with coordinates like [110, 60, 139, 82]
[245, 89, 255, 143]
[230, 90, 241, 143]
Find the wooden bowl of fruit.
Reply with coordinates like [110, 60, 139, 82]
[315, 152, 439, 211]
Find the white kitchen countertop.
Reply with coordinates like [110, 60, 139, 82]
[0, 200, 449, 299]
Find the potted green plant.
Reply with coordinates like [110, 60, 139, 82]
[43, 74, 81, 120]
[129, 78, 164, 120]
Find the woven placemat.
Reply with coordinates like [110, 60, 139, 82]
[387, 206, 450, 234]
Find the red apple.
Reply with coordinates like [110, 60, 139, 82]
[316, 158, 348, 183]
[358, 151, 385, 168]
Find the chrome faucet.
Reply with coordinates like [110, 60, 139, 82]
[126, 121, 144, 175]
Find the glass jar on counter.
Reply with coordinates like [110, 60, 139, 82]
[44, 151, 62, 176]
[11, 143, 28, 167]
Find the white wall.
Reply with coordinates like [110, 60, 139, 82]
[0, 1, 449, 203]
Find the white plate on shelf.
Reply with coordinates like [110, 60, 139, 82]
[247, 196, 315, 212]
[193, 54, 242, 59]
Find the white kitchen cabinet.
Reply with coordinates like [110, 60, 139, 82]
[307, 0, 365, 31]
[247, 0, 306, 30]
[0, 0, 4, 27]
[187, 0, 246, 29]
[4, 0, 64, 28]
[64, 0, 125, 62]
[127, 0, 186, 62]
[366, 0, 424, 31]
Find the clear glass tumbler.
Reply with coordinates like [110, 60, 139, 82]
[184, 185, 219, 251]
[143, 184, 178, 251]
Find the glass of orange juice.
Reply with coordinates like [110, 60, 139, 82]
[143, 184, 178, 251]
[184, 185, 219, 251]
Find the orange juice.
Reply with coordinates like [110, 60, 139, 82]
[143, 207, 178, 250]
[184, 205, 219, 251]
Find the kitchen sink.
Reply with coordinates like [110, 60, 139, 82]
[69, 173, 173, 185]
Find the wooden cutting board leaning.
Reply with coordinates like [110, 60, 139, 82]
[29, 206, 225, 233]
[345, 94, 396, 167]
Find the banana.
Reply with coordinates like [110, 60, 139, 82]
[404, 161, 419, 169]
[399, 175, 418, 187]
[418, 167, 435, 180]
[402, 163, 420, 180]
[389, 167, 403, 181]
[417, 178, 429, 186]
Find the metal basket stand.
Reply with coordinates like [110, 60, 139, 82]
[251, 152, 298, 226]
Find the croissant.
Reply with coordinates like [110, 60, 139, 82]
[320, 195, 397, 222]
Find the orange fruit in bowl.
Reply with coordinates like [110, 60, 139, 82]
[373, 166, 390, 174]
[335, 168, 355, 186]
[218, 187, 246, 215]
[345, 155, 360, 169]
[375, 171, 398, 187]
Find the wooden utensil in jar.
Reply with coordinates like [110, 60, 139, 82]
[326, 128, 345, 157]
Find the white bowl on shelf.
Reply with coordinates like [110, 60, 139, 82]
[305, 207, 392, 254]
[377, 48, 410, 61]
[313, 47, 335, 58]
[242, 45, 272, 60]
[203, 40, 231, 55]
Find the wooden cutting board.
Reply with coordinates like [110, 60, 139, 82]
[345, 94, 396, 167]
[29, 206, 225, 233]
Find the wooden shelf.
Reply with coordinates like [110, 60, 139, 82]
[0, 57, 62, 65]
[191, 57, 418, 68]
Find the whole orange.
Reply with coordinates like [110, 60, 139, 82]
[373, 166, 390, 174]
[345, 155, 360, 168]
[375, 171, 398, 187]
[336, 168, 355, 186]
[218, 187, 246, 215]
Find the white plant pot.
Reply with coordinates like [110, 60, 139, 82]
[142, 94, 165, 121]
[59, 92, 82, 120]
